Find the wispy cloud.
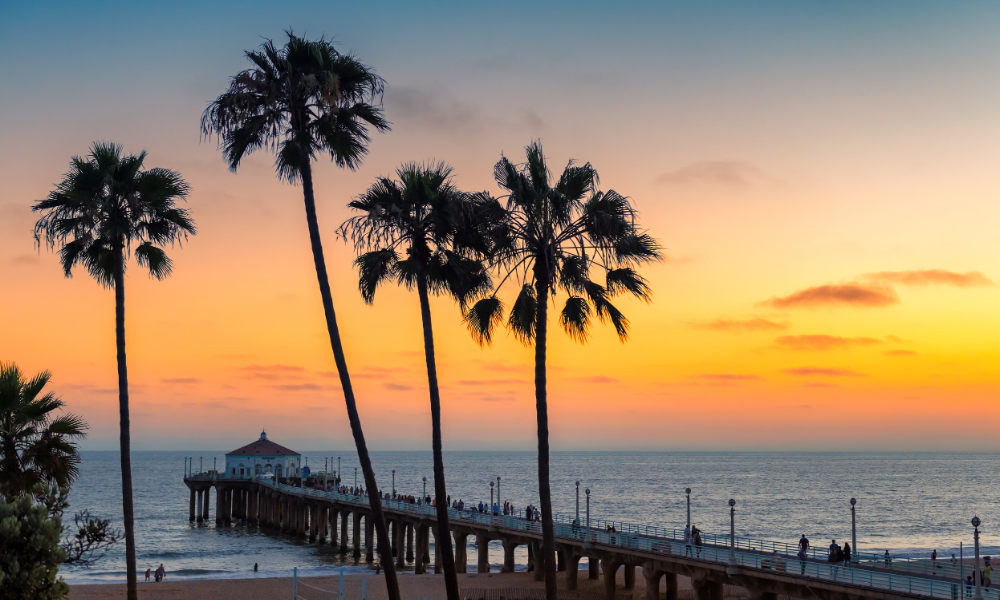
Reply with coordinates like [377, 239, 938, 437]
[784, 367, 865, 377]
[575, 376, 618, 384]
[863, 269, 993, 288]
[656, 160, 768, 187]
[691, 374, 762, 382]
[763, 284, 899, 309]
[162, 377, 201, 384]
[774, 335, 882, 351]
[884, 349, 918, 357]
[458, 379, 526, 386]
[269, 383, 337, 392]
[240, 364, 306, 380]
[384, 383, 414, 391]
[479, 396, 515, 402]
[689, 318, 788, 332]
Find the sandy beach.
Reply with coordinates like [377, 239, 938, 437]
[67, 569, 709, 600]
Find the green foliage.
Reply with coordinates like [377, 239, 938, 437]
[338, 162, 493, 308]
[0, 487, 69, 600]
[465, 140, 662, 345]
[201, 31, 390, 179]
[0, 363, 86, 499]
[31, 142, 196, 288]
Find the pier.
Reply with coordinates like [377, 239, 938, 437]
[183, 473, 990, 600]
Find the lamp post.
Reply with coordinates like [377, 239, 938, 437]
[338, 457, 341, 484]
[850, 498, 857, 560]
[686, 488, 692, 528]
[728, 499, 738, 571]
[586, 489, 591, 530]
[355, 467, 358, 490]
[392, 469, 396, 499]
[497, 476, 501, 508]
[973, 516, 984, 600]
[490, 481, 495, 509]
[423, 477, 427, 503]
[576, 481, 581, 524]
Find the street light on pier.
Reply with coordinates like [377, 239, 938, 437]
[686, 488, 692, 528]
[586, 489, 591, 531]
[337, 457, 341, 484]
[727, 499, 739, 574]
[423, 477, 427, 502]
[576, 481, 581, 524]
[973, 516, 984, 600]
[497, 476, 501, 508]
[490, 481, 495, 508]
[392, 469, 396, 498]
[850, 498, 857, 559]
[355, 467, 358, 490]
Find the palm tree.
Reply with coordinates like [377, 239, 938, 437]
[200, 32, 399, 598]
[339, 162, 492, 600]
[464, 141, 661, 599]
[0, 362, 87, 500]
[33, 142, 195, 600]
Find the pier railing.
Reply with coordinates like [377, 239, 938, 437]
[256, 480, 985, 596]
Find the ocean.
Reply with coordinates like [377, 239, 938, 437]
[59, 451, 1000, 584]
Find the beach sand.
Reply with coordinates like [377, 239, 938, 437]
[67, 569, 712, 600]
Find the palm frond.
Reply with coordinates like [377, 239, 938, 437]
[354, 249, 398, 304]
[464, 297, 504, 347]
[508, 283, 537, 345]
[559, 296, 591, 343]
[605, 268, 652, 301]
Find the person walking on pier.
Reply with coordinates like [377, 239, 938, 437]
[684, 525, 692, 556]
[843, 542, 852, 566]
[799, 534, 810, 554]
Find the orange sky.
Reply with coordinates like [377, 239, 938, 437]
[2, 2, 999, 450]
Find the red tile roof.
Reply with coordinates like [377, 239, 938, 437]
[227, 438, 299, 457]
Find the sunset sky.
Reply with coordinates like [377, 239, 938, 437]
[2, 1, 999, 451]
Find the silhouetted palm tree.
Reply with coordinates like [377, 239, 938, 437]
[339, 163, 492, 600]
[465, 141, 660, 599]
[0, 362, 87, 499]
[200, 32, 399, 598]
[33, 142, 195, 600]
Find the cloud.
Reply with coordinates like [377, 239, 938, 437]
[479, 396, 515, 402]
[863, 269, 994, 288]
[689, 318, 788, 332]
[458, 379, 526, 386]
[10, 254, 40, 266]
[763, 284, 899, 309]
[656, 160, 767, 187]
[784, 367, 865, 377]
[575, 376, 618, 384]
[269, 383, 337, 392]
[773, 335, 883, 351]
[240, 364, 306, 380]
[161, 377, 201, 384]
[384, 383, 414, 391]
[387, 86, 544, 136]
[691, 374, 762, 381]
[884, 349, 918, 357]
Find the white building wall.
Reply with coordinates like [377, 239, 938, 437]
[225, 454, 300, 479]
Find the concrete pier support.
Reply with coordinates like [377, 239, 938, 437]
[643, 564, 663, 600]
[309, 505, 318, 542]
[423, 528, 430, 565]
[395, 521, 406, 568]
[249, 488, 258, 523]
[330, 509, 338, 546]
[532, 541, 546, 582]
[406, 523, 414, 562]
[215, 486, 224, 526]
[414, 525, 427, 574]
[748, 590, 778, 600]
[625, 564, 636, 589]
[476, 533, 490, 573]
[318, 506, 328, 543]
[433, 528, 442, 574]
[454, 531, 468, 573]
[602, 559, 622, 600]
[502, 539, 517, 573]
[563, 547, 582, 590]
[691, 572, 723, 600]
[589, 557, 600, 579]
[365, 515, 374, 562]
[340, 509, 349, 553]
[189, 489, 196, 522]
[353, 511, 362, 558]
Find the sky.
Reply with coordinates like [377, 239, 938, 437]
[1, 1, 999, 451]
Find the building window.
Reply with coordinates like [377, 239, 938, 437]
[255, 464, 262, 475]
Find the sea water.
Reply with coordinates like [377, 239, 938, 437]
[60, 451, 1000, 584]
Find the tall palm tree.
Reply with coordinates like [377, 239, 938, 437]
[33, 142, 195, 600]
[200, 32, 399, 598]
[339, 163, 492, 600]
[465, 141, 661, 599]
[0, 362, 87, 500]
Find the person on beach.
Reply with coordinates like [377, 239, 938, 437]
[155, 563, 165, 582]
[254, 563, 258, 572]
[145, 568, 151, 582]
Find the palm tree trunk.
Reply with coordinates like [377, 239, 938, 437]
[533, 268, 557, 600]
[298, 156, 400, 600]
[114, 245, 138, 600]
[416, 272, 460, 600]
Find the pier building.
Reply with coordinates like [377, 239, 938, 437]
[224, 430, 300, 479]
